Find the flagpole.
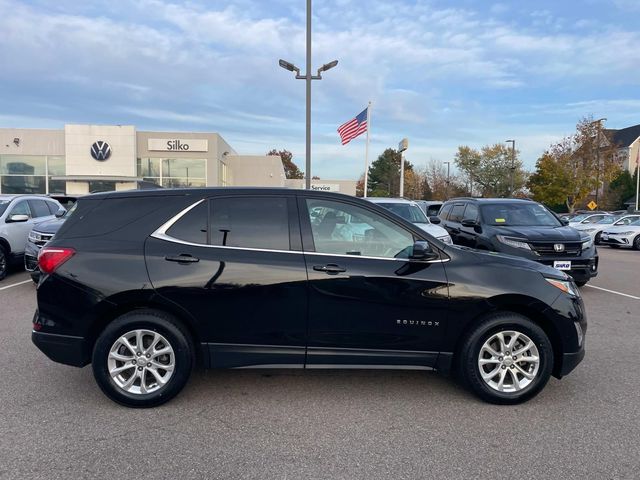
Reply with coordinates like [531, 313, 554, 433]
[364, 101, 371, 197]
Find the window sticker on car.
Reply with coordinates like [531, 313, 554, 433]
[495, 218, 506, 223]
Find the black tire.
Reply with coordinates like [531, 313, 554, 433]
[594, 232, 602, 245]
[633, 235, 640, 251]
[575, 281, 587, 287]
[92, 310, 194, 408]
[0, 246, 7, 281]
[458, 312, 553, 405]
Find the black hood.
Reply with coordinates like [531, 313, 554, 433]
[32, 217, 66, 235]
[451, 245, 568, 280]
[490, 225, 585, 242]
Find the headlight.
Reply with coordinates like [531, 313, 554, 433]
[581, 228, 596, 233]
[617, 231, 635, 236]
[581, 236, 593, 250]
[545, 277, 580, 297]
[496, 235, 531, 250]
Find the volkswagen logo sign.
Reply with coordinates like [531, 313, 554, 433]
[554, 243, 565, 253]
[90, 141, 112, 161]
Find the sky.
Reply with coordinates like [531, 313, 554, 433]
[1, 0, 640, 179]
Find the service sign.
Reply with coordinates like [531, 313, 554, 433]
[148, 138, 208, 152]
[310, 183, 340, 192]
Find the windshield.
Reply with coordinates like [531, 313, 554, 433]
[480, 203, 562, 227]
[0, 199, 12, 217]
[570, 214, 591, 222]
[378, 203, 429, 224]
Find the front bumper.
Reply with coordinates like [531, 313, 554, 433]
[24, 241, 41, 272]
[600, 234, 633, 247]
[537, 255, 598, 283]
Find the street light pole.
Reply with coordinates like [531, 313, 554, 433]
[398, 138, 408, 198]
[443, 161, 450, 199]
[505, 139, 515, 197]
[278, 0, 338, 189]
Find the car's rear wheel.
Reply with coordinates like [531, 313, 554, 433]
[633, 235, 640, 251]
[575, 280, 587, 287]
[92, 310, 193, 408]
[0, 247, 7, 281]
[458, 313, 553, 404]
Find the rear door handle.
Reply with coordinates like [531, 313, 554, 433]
[165, 254, 200, 264]
[313, 264, 346, 274]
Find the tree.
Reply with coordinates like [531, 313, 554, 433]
[367, 148, 414, 197]
[267, 149, 304, 179]
[454, 143, 527, 197]
[606, 170, 637, 210]
[527, 117, 622, 212]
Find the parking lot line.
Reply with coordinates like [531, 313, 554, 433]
[0, 280, 32, 291]
[585, 284, 640, 300]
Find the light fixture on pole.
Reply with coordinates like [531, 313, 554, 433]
[505, 139, 515, 197]
[443, 161, 451, 199]
[398, 138, 408, 197]
[278, 0, 338, 190]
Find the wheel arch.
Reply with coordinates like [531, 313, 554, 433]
[86, 296, 207, 368]
[450, 294, 564, 378]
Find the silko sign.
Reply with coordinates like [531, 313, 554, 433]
[147, 139, 208, 152]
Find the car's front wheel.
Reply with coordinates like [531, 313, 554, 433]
[633, 235, 640, 251]
[0, 247, 7, 281]
[458, 313, 553, 404]
[92, 310, 194, 408]
[594, 232, 602, 245]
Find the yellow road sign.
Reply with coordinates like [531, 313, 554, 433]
[587, 200, 597, 210]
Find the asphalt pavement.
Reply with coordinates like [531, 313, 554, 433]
[0, 248, 639, 479]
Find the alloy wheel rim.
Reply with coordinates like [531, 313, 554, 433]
[107, 329, 175, 395]
[477, 330, 540, 393]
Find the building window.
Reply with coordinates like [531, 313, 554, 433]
[137, 157, 206, 188]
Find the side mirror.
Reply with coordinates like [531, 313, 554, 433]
[55, 208, 66, 218]
[461, 218, 478, 228]
[6, 214, 29, 223]
[561, 219, 569, 226]
[410, 241, 438, 261]
[429, 215, 441, 225]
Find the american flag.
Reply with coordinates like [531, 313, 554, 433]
[337, 107, 368, 145]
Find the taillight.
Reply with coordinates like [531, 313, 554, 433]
[38, 247, 76, 275]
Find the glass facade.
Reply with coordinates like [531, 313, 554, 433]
[137, 157, 206, 188]
[0, 155, 65, 194]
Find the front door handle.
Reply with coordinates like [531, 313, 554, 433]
[165, 254, 200, 264]
[313, 264, 346, 274]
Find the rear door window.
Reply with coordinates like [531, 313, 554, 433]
[210, 197, 290, 250]
[166, 201, 209, 245]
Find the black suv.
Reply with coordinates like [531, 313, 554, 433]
[439, 198, 598, 286]
[33, 188, 586, 407]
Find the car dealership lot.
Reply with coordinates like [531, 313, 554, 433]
[0, 248, 638, 479]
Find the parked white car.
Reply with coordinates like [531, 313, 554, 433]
[600, 218, 640, 250]
[568, 213, 612, 228]
[365, 198, 453, 244]
[572, 214, 640, 245]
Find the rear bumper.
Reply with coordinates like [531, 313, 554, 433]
[32, 330, 89, 367]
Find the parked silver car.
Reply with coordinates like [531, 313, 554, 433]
[0, 195, 63, 280]
[572, 214, 640, 245]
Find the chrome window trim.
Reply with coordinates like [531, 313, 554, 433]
[150, 198, 449, 264]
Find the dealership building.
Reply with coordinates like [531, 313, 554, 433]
[0, 124, 356, 195]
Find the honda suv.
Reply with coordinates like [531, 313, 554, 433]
[439, 198, 598, 286]
[33, 188, 586, 407]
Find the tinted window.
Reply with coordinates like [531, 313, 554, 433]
[306, 199, 415, 258]
[166, 201, 208, 244]
[9, 200, 30, 217]
[28, 199, 51, 218]
[426, 205, 442, 216]
[46, 201, 60, 215]
[0, 199, 10, 217]
[210, 197, 290, 250]
[449, 204, 466, 223]
[463, 203, 479, 221]
[439, 203, 453, 221]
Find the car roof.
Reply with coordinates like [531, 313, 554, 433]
[445, 197, 537, 204]
[365, 197, 418, 204]
[0, 194, 56, 201]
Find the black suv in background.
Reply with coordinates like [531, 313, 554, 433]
[438, 198, 598, 286]
[33, 189, 586, 407]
